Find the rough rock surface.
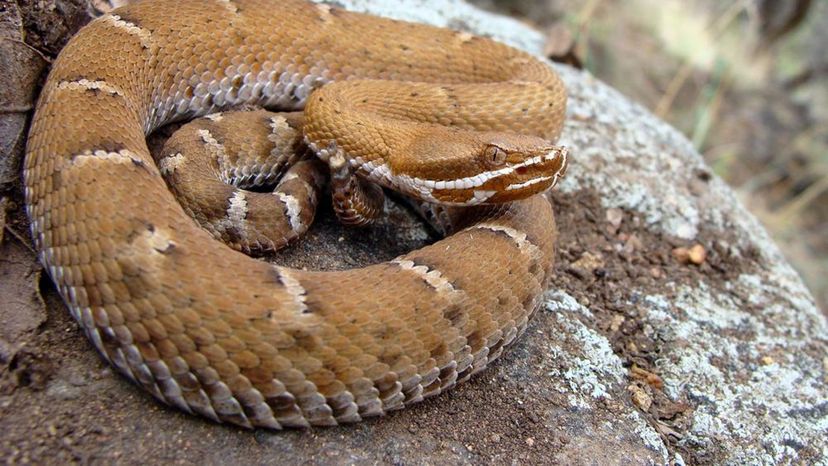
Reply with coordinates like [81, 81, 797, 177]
[1, 0, 826, 464]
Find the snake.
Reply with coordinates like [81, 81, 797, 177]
[24, 0, 568, 428]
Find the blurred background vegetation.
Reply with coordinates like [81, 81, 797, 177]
[471, 0, 827, 311]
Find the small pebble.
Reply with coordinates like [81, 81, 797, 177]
[627, 384, 652, 412]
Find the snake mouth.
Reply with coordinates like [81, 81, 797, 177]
[423, 146, 568, 205]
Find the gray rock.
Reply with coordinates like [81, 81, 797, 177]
[0, 2, 47, 188]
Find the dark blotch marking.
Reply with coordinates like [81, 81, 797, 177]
[487, 336, 506, 359]
[442, 304, 465, 328]
[430, 342, 448, 359]
[130, 157, 152, 174]
[98, 141, 127, 153]
[264, 267, 285, 286]
[62, 73, 91, 83]
[521, 290, 538, 311]
[289, 327, 318, 350]
[223, 223, 247, 245]
[51, 171, 63, 190]
[527, 260, 541, 277]
[231, 75, 243, 91]
[465, 330, 487, 353]
[154, 242, 176, 255]
[228, 0, 243, 14]
[84, 86, 118, 98]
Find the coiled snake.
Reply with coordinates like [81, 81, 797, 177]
[24, 0, 568, 428]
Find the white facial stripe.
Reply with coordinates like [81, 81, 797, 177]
[351, 158, 440, 203]
[351, 148, 563, 195]
[506, 175, 553, 191]
[472, 190, 496, 203]
[417, 147, 563, 189]
[313, 146, 566, 207]
[553, 147, 569, 187]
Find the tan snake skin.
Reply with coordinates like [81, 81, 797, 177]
[24, 0, 568, 428]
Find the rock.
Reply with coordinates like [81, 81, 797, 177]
[0, 0, 825, 464]
[0, 2, 48, 189]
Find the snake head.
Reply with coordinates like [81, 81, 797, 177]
[396, 132, 568, 205]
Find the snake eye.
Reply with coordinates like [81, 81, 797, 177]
[485, 145, 507, 166]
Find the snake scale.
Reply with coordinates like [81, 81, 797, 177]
[24, 0, 568, 428]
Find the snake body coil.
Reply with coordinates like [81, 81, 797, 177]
[25, 0, 567, 428]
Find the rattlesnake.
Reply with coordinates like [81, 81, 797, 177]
[24, 0, 568, 428]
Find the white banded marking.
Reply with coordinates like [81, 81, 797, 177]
[273, 266, 309, 315]
[468, 223, 539, 258]
[210, 190, 250, 242]
[455, 31, 475, 44]
[158, 152, 186, 175]
[273, 191, 303, 232]
[216, 0, 239, 15]
[315, 3, 334, 23]
[267, 115, 298, 158]
[226, 190, 248, 226]
[71, 149, 143, 166]
[57, 79, 124, 97]
[506, 175, 553, 191]
[391, 259, 457, 294]
[197, 128, 231, 174]
[268, 115, 291, 135]
[103, 14, 153, 48]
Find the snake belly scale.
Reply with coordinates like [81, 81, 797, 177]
[24, 0, 568, 428]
